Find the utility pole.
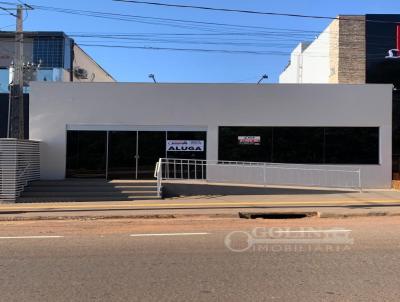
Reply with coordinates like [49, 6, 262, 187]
[9, 4, 24, 139]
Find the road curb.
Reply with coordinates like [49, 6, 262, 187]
[317, 211, 400, 218]
[0, 213, 239, 221]
[0, 210, 400, 221]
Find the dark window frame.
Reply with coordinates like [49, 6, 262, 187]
[218, 126, 380, 165]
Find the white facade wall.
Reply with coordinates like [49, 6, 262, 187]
[279, 43, 307, 83]
[280, 27, 331, 83]
[29, 82, 392, 188]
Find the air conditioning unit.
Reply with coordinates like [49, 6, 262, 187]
[73, 67, 88, 79]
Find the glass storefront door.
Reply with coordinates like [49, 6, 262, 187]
[108, 131, 137, 179]
[66, 131, 107, 178]
[137, 131, 166, 179]
[66, 129, 206, 180]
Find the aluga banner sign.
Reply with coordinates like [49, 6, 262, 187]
[167, 140, 204, 152]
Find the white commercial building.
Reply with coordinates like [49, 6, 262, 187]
[28, 82, 392, 189]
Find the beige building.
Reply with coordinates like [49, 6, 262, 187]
[72, 45, 114, 82]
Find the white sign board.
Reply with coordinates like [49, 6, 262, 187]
[238, 136, 261, 145]
[167, 140, 204, 152]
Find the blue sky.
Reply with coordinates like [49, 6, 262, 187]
[1, 0, 399, 83]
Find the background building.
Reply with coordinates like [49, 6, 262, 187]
[279, 15, 400, 85]
[279, 14, 400, 177]
[0, 31, 115, 138]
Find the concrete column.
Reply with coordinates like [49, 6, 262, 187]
[207, 125, 219, 162]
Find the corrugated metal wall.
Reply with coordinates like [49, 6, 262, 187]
[0, 139, 40, 203]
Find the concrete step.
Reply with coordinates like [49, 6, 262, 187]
[30, 180, 157, 187]
[20, 179, 161, 202]
[22, 191, 158, 197]
[24, 186, 158, 192]
[17, 196, 161, 203]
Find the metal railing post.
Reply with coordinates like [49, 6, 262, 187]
[155, 158, 163, 198]
[180, 159, 183, 179]
[263, 163, 266, 187]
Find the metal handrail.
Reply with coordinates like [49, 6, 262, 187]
[155, 158, 162, 197]
[154, 161, 160, 178]
[154, 158, 362, 195]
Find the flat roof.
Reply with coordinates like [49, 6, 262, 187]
[0, 31, 71, 39]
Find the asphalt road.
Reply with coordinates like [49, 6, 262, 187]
[0, 217, 399, 302]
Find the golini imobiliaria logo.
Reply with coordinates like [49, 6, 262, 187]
[224, 227, 354, 252]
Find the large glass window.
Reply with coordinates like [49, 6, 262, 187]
[219, 126, 379, 165]
[33, 37, 64, 68]
[36, 68, 64, 82]
[219, 127, 272, 162]
[66, 131, 107, 178]
[324, 127, 379, 164]
[66, 130, 208, 179]
[273, 127, 324, 164]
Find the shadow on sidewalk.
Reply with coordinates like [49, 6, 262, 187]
[163, 183, 356, 197]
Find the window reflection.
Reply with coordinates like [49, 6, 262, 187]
[66, 131, 107, 178]
[219, 126, 379, 165]
[0, 69, 9, 93]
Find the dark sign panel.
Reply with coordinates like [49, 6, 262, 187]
[366, 14, 400, 88]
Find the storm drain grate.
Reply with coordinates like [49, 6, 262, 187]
[238, 212, 318, 219]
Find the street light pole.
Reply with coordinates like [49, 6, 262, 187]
[257, 74, 268, 85]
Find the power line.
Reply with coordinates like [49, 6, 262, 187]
[78, 43, 284, 55]
[28, 4, 322, 33]
[77, 43, 395, 61]
[0, 3, 389, 42]
[113, 0, 400, 25]
[22, 3, 398, 43]
[0, 5, 17, 16]
[0, 35, 393, 60]
[0, 3, 396, 60]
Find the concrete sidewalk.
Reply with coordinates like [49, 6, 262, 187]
[1, 189, 400, 220]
